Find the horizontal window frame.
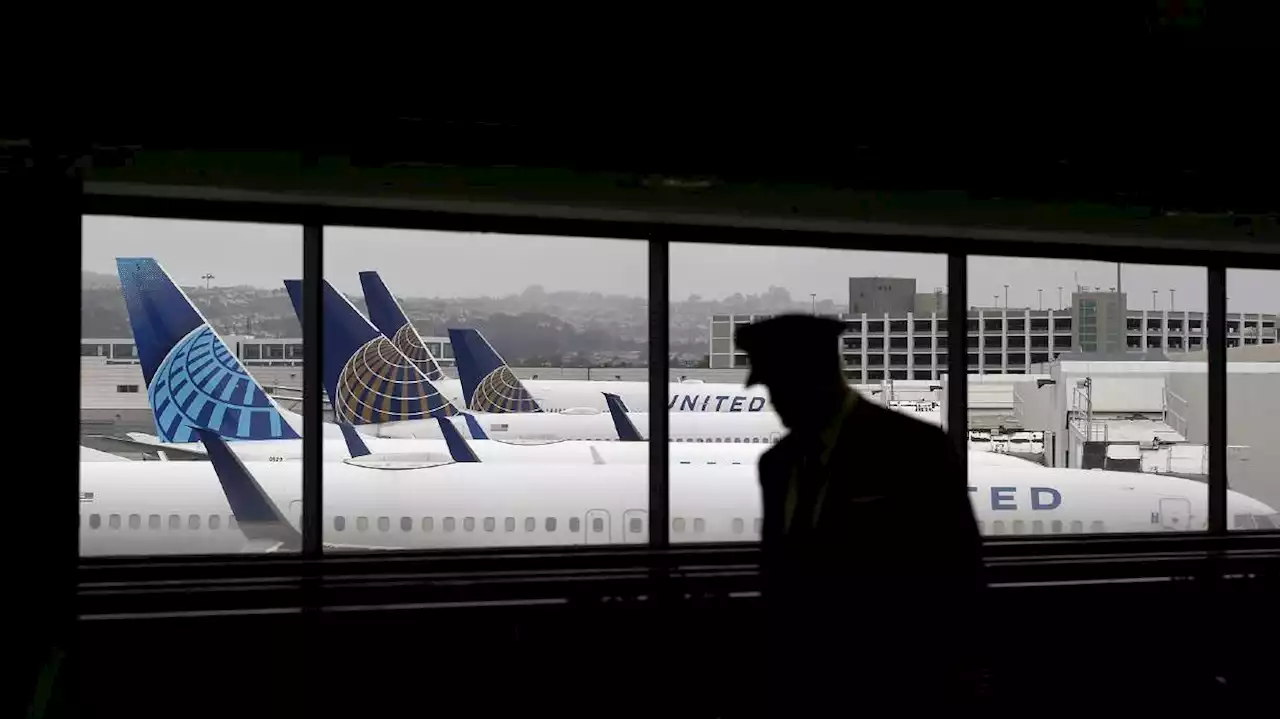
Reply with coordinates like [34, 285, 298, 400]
[79, 193, 1280, 573]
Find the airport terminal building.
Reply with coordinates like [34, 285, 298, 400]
[709, 278, 1277, 381]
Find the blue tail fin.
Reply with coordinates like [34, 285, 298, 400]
[447, 328, 543, 413]
[358, 271, 446, 381]
[116, 258, 300, 444]
[283, 279, 459, 426]
[462, 413, 488, 440]
[436, 417, 480, 462]
[194, 429, 301, 549]
[604, 393, 645, 441]
[337, 422, 372, 457]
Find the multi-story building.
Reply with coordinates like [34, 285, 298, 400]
[80, 334, 454, 368]
[847, 277, 948, 317]
[707, 300, 1277, 380]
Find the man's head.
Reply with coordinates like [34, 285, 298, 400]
[736, 315, 847, 430]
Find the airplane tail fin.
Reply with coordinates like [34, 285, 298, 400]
[447, 328, 543, 413]
[116, 258, 300, 443]
[194, 429, 301, 550]
[603, 392, 645, 441]
[358, 271, 446, 381]
[435, 417, 480, 462]
[283, 279, 460, 426]
[337, 422, 372, 457]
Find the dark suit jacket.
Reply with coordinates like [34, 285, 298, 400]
[759, 398, 985, 710]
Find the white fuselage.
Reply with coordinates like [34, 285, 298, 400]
[361, 409, 788, 443]
[129, 433, 1048, 469]
[78, 460, 1276, 556]
[423, 377, 772, 414]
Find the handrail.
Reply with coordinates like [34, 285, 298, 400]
[79, 534, 1279, 619]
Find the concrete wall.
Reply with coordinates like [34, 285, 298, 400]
[848, 277, 916, 316]
[913, 291, 948, 315]
[1012, 381, 1057, 432]
[1166, 372, 1280, 511]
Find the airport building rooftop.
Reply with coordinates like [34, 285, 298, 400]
[709, 292, 1277, 380]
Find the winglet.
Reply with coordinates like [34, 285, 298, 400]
[358, 271, 446, 381]
[194, 429, 301, 550]
[604, 392, 644, 441]
[608, 394, 631, 413]
[462, 413, 488, 440]
[435, 417, 480, 462]
[338, 422, 372, 457]
[447, 328, 543, 413]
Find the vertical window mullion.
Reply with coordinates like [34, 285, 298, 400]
[947, 252, 970, 462]
[302, 224, 325, 556]
[1207, 264, 1227, 534]
[648, 238, 670, 549]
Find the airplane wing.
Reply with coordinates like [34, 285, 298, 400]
[79, 445, 132, 462]
[84, 434, 210, 461]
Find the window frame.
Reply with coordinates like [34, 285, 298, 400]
[82, 196, 1271, 561]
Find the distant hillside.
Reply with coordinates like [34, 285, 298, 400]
[82, 270, 119, 290]
[81, 276, 302, 339]
[80, 276, 833, 366]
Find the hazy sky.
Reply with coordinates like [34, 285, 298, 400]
[83, 216, 1278, 313]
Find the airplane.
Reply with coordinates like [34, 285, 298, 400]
[447, 325, 772, 414]
[107, 260, 789, 460]
[445, 322, 943, 425]
[78, 428, 1279, 556]
[283, 276, 793, 444]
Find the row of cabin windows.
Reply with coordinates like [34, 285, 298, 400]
[672, 517, 764, 535]
[977, 519, 1105, 535]
[84, 514, 237, 530]
[332, 515, 610, 535]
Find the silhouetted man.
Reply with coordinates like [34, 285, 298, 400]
[737, 315, 985, 714]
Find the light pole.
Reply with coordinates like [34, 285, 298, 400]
[993, 295, 999, 309]
[1038, 288, 1043, 310]
[1057, 286, 1063, 308]
[1003, 284, 1009, 309]
[1169, 288, 1176, 310]
[201, 273, 215, 289]
[1151, 289, 1158, 309]
[810, 293, 816, 315]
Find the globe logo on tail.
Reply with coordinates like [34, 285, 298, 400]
[149, 326, 300, 443]
[334, 336, 458, 424]
[390, 323, 445, 381]
[470, 366, 543, 413]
